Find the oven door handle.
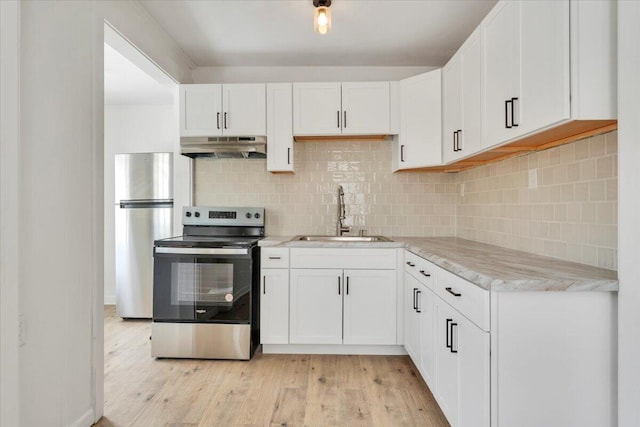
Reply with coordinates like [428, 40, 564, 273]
[155, 247, 249, 255]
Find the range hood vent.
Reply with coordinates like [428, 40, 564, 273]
[180, 136, 267, 159]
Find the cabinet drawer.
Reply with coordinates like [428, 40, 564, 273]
[261, 247, 290, 268]
[405, 250, 436, 291]
[433, 266, 490, 332]
[291, 248, 396, 269]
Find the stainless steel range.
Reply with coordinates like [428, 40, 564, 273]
[151, 206, 264, 360]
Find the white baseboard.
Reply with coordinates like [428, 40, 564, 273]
[262, 344, 407, 355]
[69, 408, 94, 427]
[104, 294, 116, 305]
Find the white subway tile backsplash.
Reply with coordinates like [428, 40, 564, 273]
[457, 131, 617, 270]
[194, 132, 617, 271]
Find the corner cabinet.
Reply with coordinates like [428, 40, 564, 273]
[266, 83, 294, 172]
[292, 82, 390, 136]
[393, 69, 442, 170]
[180, 83, 266, 137]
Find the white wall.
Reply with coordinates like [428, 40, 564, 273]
[0, 1, 192, 426]
[104, 103, 190, 304]
[618, 2, 640, 426]
[0, 2, 21, 426]
[192, 65, 436, 83]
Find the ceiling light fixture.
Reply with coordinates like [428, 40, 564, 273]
[313, 0, 332, 35]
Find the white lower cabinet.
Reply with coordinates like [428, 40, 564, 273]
[260, 268, 290, 344]
[290, 268, 396, 345]
[289, 269, 343, 344]
[343, 269, 396, 345]
[404, 273, 421, 361]
[434, 298, 490, 427]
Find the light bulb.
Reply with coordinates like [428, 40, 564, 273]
[317, 11, 328, 26]
[314, 6, 331, 34]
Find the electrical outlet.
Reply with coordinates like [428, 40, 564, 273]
[19, 315, 26, 347]
[460, 183, 465, 197]
[528, 168, 538, 189]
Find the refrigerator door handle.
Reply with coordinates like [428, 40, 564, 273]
[119, 199, 174, 208]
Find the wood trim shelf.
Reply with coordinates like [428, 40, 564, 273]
[294, 134, 389, 142]
[410, 120, 617, 173]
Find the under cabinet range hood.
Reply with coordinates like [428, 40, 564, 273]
[180, 136, 267, 159]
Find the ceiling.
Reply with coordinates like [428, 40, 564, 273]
[104, 43, 174, 105]
[139, 0, 497, 67]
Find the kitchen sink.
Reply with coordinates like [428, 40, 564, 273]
[293, 235, 393, 242]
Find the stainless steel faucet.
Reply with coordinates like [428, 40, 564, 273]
[336, 185, 351, 236]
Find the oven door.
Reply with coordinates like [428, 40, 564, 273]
[153, 247, 254, 323]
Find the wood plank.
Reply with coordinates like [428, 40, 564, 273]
[294, 134, 389, 142]
[97, 306, 449, 427]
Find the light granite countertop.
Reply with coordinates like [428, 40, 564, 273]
[259, 236, 618, 292]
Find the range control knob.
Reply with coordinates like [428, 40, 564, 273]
[185, 211, 192, 217]
[194, 212, 200, 218]
[254, 213, 261, 219]
[245, 212, 252, 219]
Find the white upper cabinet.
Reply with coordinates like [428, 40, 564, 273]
[222, 84, 267, 136]
[482, 1, 521, 147]
[341, 82, 390, 135]
[393, 69, 442, 170]
[443, 27, 483, 163]
[180, 83, 266, 137]
[293, 82, 341, 135]
[180, 84, 223, 137]
[483, 0, 572, 149]
[266, 83, 294, 172]
[293, 82, 390, 136]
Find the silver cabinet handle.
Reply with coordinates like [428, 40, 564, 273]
[268, 256, 281, 260]
[337, 110, 340, 128]
[343, 111, 347, 128]
[263, 276, 266, 294]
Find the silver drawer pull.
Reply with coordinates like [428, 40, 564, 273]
[445, 287, 462, 297]
[268, 256, 281, 260]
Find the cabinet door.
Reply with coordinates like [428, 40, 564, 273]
[457, 313, 490, 427]
[266, 83, 294, 172]
[341, 82, 390, 135]
[418, 283, 436, 386]
[289, 269, 343, 344]
[460, 28, 483, 159]
[260, 269, 290, 344]
[435, 298, 490, 427]
[222, 84, 266, 136]
[404, 273, 421, 362]
[435, 299, 459, 426]
[483, 1, 520, 148]
[519, 0, 570, 135]
[293, 83, 342, 135]
[442, 52, 463, 163]
[180, 84, 222, 137]
[343, 269, 396, 345]
[397, 69, 442, 169]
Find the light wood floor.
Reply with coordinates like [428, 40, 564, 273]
[95, 305, 449, 427]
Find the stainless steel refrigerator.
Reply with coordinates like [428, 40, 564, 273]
[115, 152, 173, 318]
